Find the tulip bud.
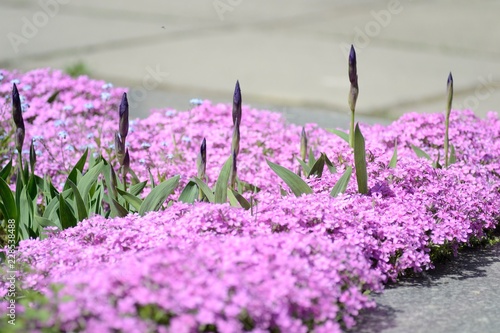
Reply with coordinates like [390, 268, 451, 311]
[232, 80, 242, 128]
[29, 138, 36, 173]
[119, 92, 129, 141]
[300, 127, 307, 161]
[446, 72, 453, 116]
[348, 45, 359, 113]
[197, 138, 207, 180]
[12, 83, 24, 131]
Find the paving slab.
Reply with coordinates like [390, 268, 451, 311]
[350, 243, 500, 333]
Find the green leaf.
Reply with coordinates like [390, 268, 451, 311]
[64, 149, 88, 191]
[148, 168, 156, 189]
[18, 187, 32, 240]
[432, 150, 442, 169]
[117, 188, 143, 211]
[46, 90, 61, 104]
[59, 194, 77, 230]
[0, 159, 13, 181]
[26, 174, 37, 201]
[308, 148, 317, 167]
[327, 128, 350, 143]
[324, 154, 337, 174]
[228, 189, 251, 210]
[266, 159, 313, 197]
[191, 177, 215, 203]
[110, 198, 128, 218]
[354, 124, 368, 194]
[389, 141, 398, 168]
[34, 216, 59, 228]
[330, 166, 352, 197]
[308, 153, 326, 178]
[139, 175, 180, 216]
[449, 144, 457, 165]
[0, 177, 17, 221]
[296, 158, 311, 177]
[77, 161, 104, 207]
[130, 181, 147, 197]
[411, 145, 431, 160]
[66, 180, 88, 221]
[214, 157, 232, 204]
[178, 181, 198, 204]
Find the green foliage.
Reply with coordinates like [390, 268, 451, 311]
[389, 141, 398, 168]
[330, 166, 352, 197]
[267, 159, 313, 197]
[354, 123, 368, 194]
[326, 128, 350, 143]
[411, 145, 431, 160]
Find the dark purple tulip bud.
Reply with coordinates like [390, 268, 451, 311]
[446, 72, 453, 115]
[119, 92, 129, 140]
[348, 45, 359, 113]
[300, 127, 307, 161]
[115, 132, 125, 164]
[12, 83, 24, 131]
[230, 149, 237, 189]
[231, 117, 240, 157]
[197, 138, 207, 180]
[29, 138, 36, 172]
[232, 80, 242, 128]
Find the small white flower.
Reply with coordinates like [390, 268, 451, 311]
[189, 98, 203, 106]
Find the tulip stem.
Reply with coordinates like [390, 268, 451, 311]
[349, 110, 355, 148]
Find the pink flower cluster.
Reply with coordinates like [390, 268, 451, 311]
[0, 68, 499, 332]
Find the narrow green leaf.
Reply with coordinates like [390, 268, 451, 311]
[354, 123, 368, 194]
[0, 177, 17, 221]
[191, 177, 215, 203]
[66, 180, 88, 221]
[229, 189, 251, 210]
[77, 161, 104, 207]
[64, 149, 88, 191]
[324, 154, 337, 174]
[296, 158, 311, 176]
[178, 181, 198, 204]
[19, 187, 32, 239]
[432, 150, 442, 169]
[449, 144, 457, 165]
[308, 153, 326, 178]
[46, 90, 61, 104]
[214, 157, 232, 204]
[330, 166, 352, 197]
[139, 175, 180, 216]
[308, 148, 317, 167]
[266, 159, 313, 197]
[117, 188, 143, 211]
[148, 168, 156, 189]
[59, 194, 77, 229]
[0, 159, 12, 181]
[26, 174, 37, 201]
[34, 216, 59, 228]
[411, 145, 431, 160]
[110, 198, 128, 218]
[327, 128, 350, 143]
[388, 141, 398, 168]
[130, 181, 147, 197]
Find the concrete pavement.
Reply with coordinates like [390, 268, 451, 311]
[1, 0, 500, 129]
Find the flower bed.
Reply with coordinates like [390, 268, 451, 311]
[0, 68, 499, 332]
